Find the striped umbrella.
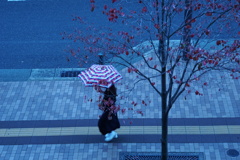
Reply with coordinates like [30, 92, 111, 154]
[78, 64, 122, 88]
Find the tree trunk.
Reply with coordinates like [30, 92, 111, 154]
[161, 72, 168, 160]
[159, 0, 168, 159]
[160, 37, 168, 159]
[162, 116, 168, 160]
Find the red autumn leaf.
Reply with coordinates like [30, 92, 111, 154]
[133, 68, 138, 73]
[186, 83, 190, 87]
[238, 31, 240, 35]
[109, 8, 116, 13]
[176, 80, 182, 84]
[195, 91, 200, 95]
[205, 12, 212, 16]
[126, 51, 129, 55]
[205, 30, 210, 35]
[191, 19, 196, 23]
[193, 57, 199, 61]
[203, 82, 208, 86]
[185, 25, 191, 29]
[112, 0, 117, 3]
[128, 68, 132, 73]
[154, 65, 157, 69]
[142, 7, 147, 13]
[121, 109, 126, 114]
[154, 24, 160, 29]
[148, 57, 153, 61]
[104, 5, 108, 10]
[137, 110, 143, 116]
[216, 40, 226, 45]
[151, 82, 155, 86]
[173, 76, 177, 79]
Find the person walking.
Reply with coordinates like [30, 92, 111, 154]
[97, 84, 120, 142]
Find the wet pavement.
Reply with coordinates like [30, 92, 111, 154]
[0, 1, 239, 159]
[0, 62, 239, 159]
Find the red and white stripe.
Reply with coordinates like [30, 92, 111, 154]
[78, 64, 122, 88]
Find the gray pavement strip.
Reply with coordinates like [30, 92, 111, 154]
[0, 68, 85, 82]
[0, 69, 31, 81]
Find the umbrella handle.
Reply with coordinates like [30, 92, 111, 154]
[94, 85, 104, 93]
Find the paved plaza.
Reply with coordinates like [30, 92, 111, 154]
[1, 0, 239, 159]
[0, 62, 239, 160]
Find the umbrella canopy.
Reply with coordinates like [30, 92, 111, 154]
[78, 64, 122, 88]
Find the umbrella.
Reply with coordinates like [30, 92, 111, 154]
[78, 64, 122, 88]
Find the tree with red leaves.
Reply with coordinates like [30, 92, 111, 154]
[62, 0, 240, 159]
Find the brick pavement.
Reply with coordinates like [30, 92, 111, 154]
[0, 71, 239, 160]
[0, 56, 240, 159]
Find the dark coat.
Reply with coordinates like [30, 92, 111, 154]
[98, 110, 120, 135]
[98, 86, 120, 135]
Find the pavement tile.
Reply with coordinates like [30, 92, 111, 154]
[169, 118, 186, 125]
[16, 137, 31, 145]
[0, 61, 240, 160]
[214, 135, 232, 143]
[226, 118, 240, 125]
[61, 120, 77, 127]
[0, 137, 17, 145]
[44, 136, 60, 144]
[34, 120, 52, 128]
[30, 136, 46, 144]
[169, 135, 187, 143]
[229, 134, 240, 143]
[211, 118, 227, 125]
[187, 135, 202, 143]
[200, 135, 216, 143]
[86, 135, 103, 143]
[47, 120, 64, 128]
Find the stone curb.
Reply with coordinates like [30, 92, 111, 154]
[0, 68, 85, 82]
